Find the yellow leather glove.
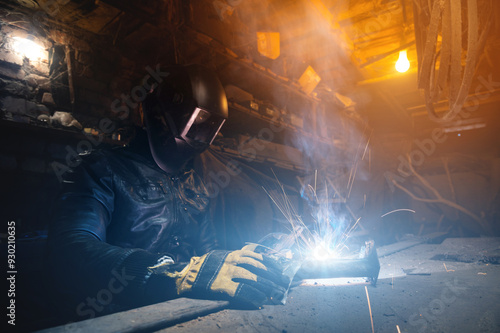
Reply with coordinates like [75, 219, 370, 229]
[149, 249, 290, 307]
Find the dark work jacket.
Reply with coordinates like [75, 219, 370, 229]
[46, 130, 217, 314]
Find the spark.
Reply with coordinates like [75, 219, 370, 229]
[443, 263, 455, 272]
[307, 184, 319, 203]
[314, 169, 317, 193]
[264, 171, 362, 262]
[262, 183, 315, 255]
[335, 217, 361, 251]
[369, 148, 371, 173]
[327, 178, 346, 203]
[347, 162, 358, 199]
[361, 132, 372, 161]
[365, 286, 375, 333]
[381, 209, 416, 218]
[347, 162, 355, 192]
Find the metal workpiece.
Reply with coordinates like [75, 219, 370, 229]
[296, 240, 381, 285]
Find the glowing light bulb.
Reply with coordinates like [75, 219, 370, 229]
[395, 50, 410, 73]
[12, 37, 46, 62]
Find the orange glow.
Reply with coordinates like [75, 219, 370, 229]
[257, 32, 280, 59]
[395, 50, 410, 73]
[298, 65, 321, 95]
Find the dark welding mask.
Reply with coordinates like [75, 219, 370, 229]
[142, 64, 228, 174]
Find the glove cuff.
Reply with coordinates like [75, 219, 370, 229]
[175, 254, 208, 295]
[177, 250, 236, 297]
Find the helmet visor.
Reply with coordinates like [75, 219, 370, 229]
[180, 107, 226, 147]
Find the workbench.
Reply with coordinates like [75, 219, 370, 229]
[37, 237, 500, 333]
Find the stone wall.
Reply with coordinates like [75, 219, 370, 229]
[0, 13, 144, 234]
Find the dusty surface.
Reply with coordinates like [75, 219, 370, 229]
[158, 239, 500, 333]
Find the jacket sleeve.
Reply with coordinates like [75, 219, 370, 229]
[189, 170, 219, 256]
[47, 151, 177, 308]
[196, 210, 218, 255]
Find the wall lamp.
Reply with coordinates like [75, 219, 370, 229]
[11, 35, 48, 62]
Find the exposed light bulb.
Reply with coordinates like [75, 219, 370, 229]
[12, 37, 46, 62]
[395, 50, 410, 73]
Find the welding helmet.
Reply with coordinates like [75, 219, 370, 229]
[142, 64, 228, 174]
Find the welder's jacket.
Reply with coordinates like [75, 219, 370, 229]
[47, 130, 217, 309]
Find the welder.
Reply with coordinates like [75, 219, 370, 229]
[46, 64, 290, 319]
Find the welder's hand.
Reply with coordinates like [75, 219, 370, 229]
[174, 249, 290, 307]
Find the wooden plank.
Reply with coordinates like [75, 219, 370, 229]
[36, 298, 230, 333]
